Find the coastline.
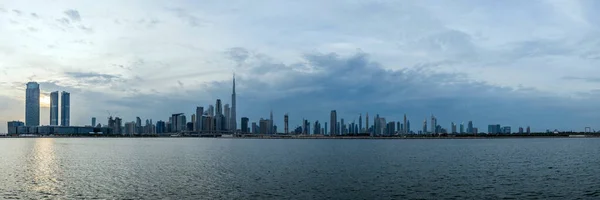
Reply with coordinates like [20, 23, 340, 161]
[1, 134, 599, 139]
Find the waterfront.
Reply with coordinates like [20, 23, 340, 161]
[1, 138, 600, 199]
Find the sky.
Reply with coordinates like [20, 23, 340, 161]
[1, 0, 600, 133]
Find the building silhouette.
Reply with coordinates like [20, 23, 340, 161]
[25, 82, 40, 126]
[50, 91, 59, 126]
[60, 91, 70, 126]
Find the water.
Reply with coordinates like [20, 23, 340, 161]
[1, 138, 599, 199]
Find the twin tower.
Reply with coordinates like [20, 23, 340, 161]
[25, 82, 70, 127]
[50, 90, 70, 126]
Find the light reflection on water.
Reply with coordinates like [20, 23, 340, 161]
[27, 138, 62, 197]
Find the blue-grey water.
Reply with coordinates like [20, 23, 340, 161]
[1, 138, 599, 199]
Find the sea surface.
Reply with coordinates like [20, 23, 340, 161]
[0, 138, 599, 199]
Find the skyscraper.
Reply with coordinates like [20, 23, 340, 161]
[366, 113, 369, 134]
[330, 110, 337, 136]
[224, 104, 230, 131]
[284, 113, 289, 134]
[423, 119, 427, 134]
[269, 110, 274, 134]
[25, 82, 40, 126]
[208, 105, 214, 116]
[216, 99, 222, 131]
[196, 106, 204, 132]
[136, 117, 142, 134]
[60, 91, 70, 126]
[216, 99, 222, 116]
[406, 120, 410, 134]
[50, 91, 59, 126]
[451, 122, 457, 133]
[231, 74, 237, 133]
[241, 117, 249, 133]
[430, 114, 437, 134]
[460, 122, 464, 134]
[91, 117, 96, 127]
[403, 114, 407, 134]
[358, 114, 362, 133]
[467, 121, 474, 134]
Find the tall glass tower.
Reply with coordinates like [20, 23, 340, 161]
[230, 74, 237, 133]
[25, 82, 40, 126]
[60, 91, 70, 126]
[50, 91, 59, 125]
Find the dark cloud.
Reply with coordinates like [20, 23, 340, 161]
[57, 18, 70, 25]
[88, 49, 600, 132]
[27, 27, 37, 32]
[78, 25, 93, 33]
[64, 9, 81, 21]
[64, 72, 124, 85]
[30, 13, 38, 18]
[169, 8, 205, 27]
[226, 47, 250, 66]
[137, 18, 160, 28]
[12, 9, 21, 15]
[562, 76, 600, 83]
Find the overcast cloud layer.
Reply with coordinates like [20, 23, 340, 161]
[1, 0, 600, 132]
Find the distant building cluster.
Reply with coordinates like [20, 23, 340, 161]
[6, 78, 544, 137]
[6, 82, 87, 135]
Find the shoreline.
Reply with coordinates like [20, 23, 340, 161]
[1, 134, 599, 139]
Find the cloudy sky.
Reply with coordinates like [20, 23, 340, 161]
[1, 0, 600, 133]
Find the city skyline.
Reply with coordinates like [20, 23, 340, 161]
[4, 79, 541, 136]
[2, 1, 600, 132]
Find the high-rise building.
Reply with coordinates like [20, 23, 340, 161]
[224, 104, 230, 131]
[136, 117, 142, 134]
[284, 113, 289, 134]
[251, 122, 258, 134]
[430, 115, 437, 134]
[60, 91, 70, 126]
[359, 114, 362, 133]
[330, 110, 337, 136]
[526, 126, 531, 134]
[191, 114, 196, 131]
[423, 119, 427, 134]
[171, 113, 185, 132]
[488, 124, 501, 134]
[208, 105, 214, 116]
[91, 117, 96, 127]
[196, 107, 204, 132]
[156, 121, 166, 134]
[366, 113, 369, 134]
[259, 119, 269, 134]
[406, 120, 410, 134]
[269, 110, 274, 134]
[25, 82, 40, 126]
[241, 117, 249, 133]
[451, 122, 457, 134]
[467, 121, 474, 134]
[502, 126, 511, 134]
[340, 118, 344, 135]
[50, 91, 59, 126]
[230, 74, 237, 134]
[216, 99, 222, 116]
[216, 99, 223, 131]
[460, 122, 464, 134]
[403, 114, 407, 134]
